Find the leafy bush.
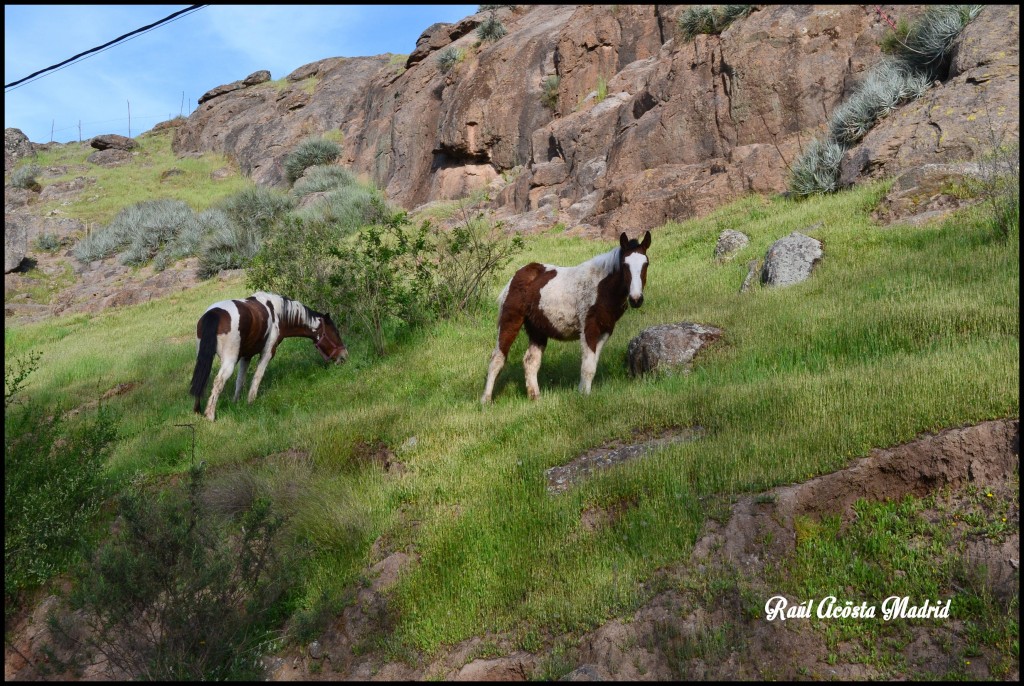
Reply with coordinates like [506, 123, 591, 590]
[284, 137, 342, 184]
[437, 46, 466, 74]
[541, 75, 560, 112]
[10, 163, 42, 190]
[5, 353, 115, 611]
[72, 198, 201, 268]
[427, 213, 524, 319]
[195, 187, 295, 277]
[678, 5, 753, 41]
[53, 464, 290, 680]
[477, 14, 507, 42]
[293, 184, 390, 232]
[894, 5, 984, 80]
[291, 164, 358, 199]
[788, 138, 845, 197]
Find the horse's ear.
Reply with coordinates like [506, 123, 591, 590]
[640, 230, 652, 250]
[619, 232, 629, 250]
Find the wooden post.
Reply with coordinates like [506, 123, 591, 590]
[50, 120, 54, 142]
[180, 91, 185, 117]
[127, 100, 131, 138]
[78, 121, 82, 143]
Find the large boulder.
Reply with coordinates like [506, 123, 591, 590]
[5, 127, 35, 171]
[5, 213, 30, 272]
[871, 162, 985, 226]
[90, 134, 137, 151]
[760, 231, 823, 287]
[86, 149, 133, 166]
[626, 322, 723, 377]
[714, 229, 749, 260]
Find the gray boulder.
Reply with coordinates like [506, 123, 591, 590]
[714, 229, 749, 260]
[5, 127, 35, 170]
[5, 213, 30, 272]
[627, 322, 723, 377]
[760, 231, 823, 287]
[87, 149, 133, 167]
[90, 134, 137, 151]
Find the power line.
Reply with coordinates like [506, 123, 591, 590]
[5, 5, 207, 91]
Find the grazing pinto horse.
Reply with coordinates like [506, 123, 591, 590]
[190, 291, 347, 421]
[482, 231, 651, 403]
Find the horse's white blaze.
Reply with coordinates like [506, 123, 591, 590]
[624, 252, 647, 300]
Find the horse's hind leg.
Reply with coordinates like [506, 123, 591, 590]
[481, 309, 522, 404]
[205, 350, 237, 422]
[233, 357, 250, 402]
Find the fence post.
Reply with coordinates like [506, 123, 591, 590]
[127, 100, 131, 138]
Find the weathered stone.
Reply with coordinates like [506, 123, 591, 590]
[4, 186, 37, 210]
[159, 168, 185, 182]
[626, 322, 723, 377]
[761, 231, 823, 288]
[454, 652, 535, 681]
[5, 127, 35, 170]
[197, 80, 245, 105]
[38, 176, 91, 202]
[561, 664, 612, 681]
[90, 134, 137, 151]
[242, 69, 271, 86]
[86, 149, 133, 166]
[714, 229, 749, 260]
[739, 259, 760, 293]
[5, 213, 30, 272]
[308, 640, 324, 660]
[872, 163, 985, 225]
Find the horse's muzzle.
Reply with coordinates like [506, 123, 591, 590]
[629, 295, 644, 308]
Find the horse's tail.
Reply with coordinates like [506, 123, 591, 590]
[190, 310, 220, 413]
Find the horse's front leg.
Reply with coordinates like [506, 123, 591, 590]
[578, 332, 610, 395]
[233, 357, 250, 402]
[523, 337, 546, 400]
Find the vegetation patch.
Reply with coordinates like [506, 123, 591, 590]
[677, 5, 755, 42]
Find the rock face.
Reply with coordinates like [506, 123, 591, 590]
[871, 162, 985, 226]
[4, 213, 30, 272]
[86, 148, 133, 167]
[761, 231, 823, 287]
[167, 5, 1017, 236]
[90, 134, 137, 151]
[626, 322, 723, 377]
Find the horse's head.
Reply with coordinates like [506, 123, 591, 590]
[619, 231, 652, 308]
[314, 314, 349, 364]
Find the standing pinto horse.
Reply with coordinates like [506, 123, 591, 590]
[190, 291, 347, 421]
[482, 231, 651, 403]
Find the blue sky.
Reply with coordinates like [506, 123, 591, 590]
[4, 5, 479, 144]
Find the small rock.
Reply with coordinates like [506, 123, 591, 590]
[760, 231, 823, 287]
[714, 229, 749, 260]
[308, 640, 324, 659]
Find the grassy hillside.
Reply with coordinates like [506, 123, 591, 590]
[5, 176, 1018, 662]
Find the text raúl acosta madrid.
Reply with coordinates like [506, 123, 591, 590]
[764, 595, 952, 621]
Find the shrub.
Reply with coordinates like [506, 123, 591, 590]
[894, 5, 984, 80]
[788, 138, 845, 197]
[5, 353, 115, 611]
[195, 187, 295, 277]
[53, 463, 290, 680]
[678, 5, 753, 41]
[283, 137, 342, 184]
[220, 185, 295, 237]
[72, 199, 201, 267]
[427, 212, 524, 319]
[827, 58, 930, 147]
[477, 14, 507, 42]
[595, 76, 608, 104]
[436, 46, 466, 74]
[11, 164, 42, 190]
[541, 75, 560, 112]
[291, 164, 358, 199]
[293, 184, 390, 232]
[34, 232, 64, 253]
[974, 130, 1020, 241]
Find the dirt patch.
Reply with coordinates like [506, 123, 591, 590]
[546, 426, 704, 494]
[350, 440, 405, 475]
[62, 381, 140, 419]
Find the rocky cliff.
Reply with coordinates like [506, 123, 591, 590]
[171, 4, 1019, 237]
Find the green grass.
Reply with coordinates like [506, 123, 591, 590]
[4, 183, 1018, 656]
[21, 128, 250, 227]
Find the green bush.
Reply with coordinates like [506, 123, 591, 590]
[195, 187, 295, 277]
[33, 232, 64, 253]
[477, 14, 507, 42]
[437, 46, 466, 74]
[291, 164, 358, 199]
[788, 138, 845, 197]
[54, 464, 290, 680]
[10, 164, 42, 190]
[294, 183, 390, 230]
[541, 75, 560, 112]
[828, 58, 930, 147]
[678, 5, 753, 41]
[5, 353, 115, 611]
[895, 5, 984, 80]
[72, 198, 201, 267]
[284, 138, 342, 184]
